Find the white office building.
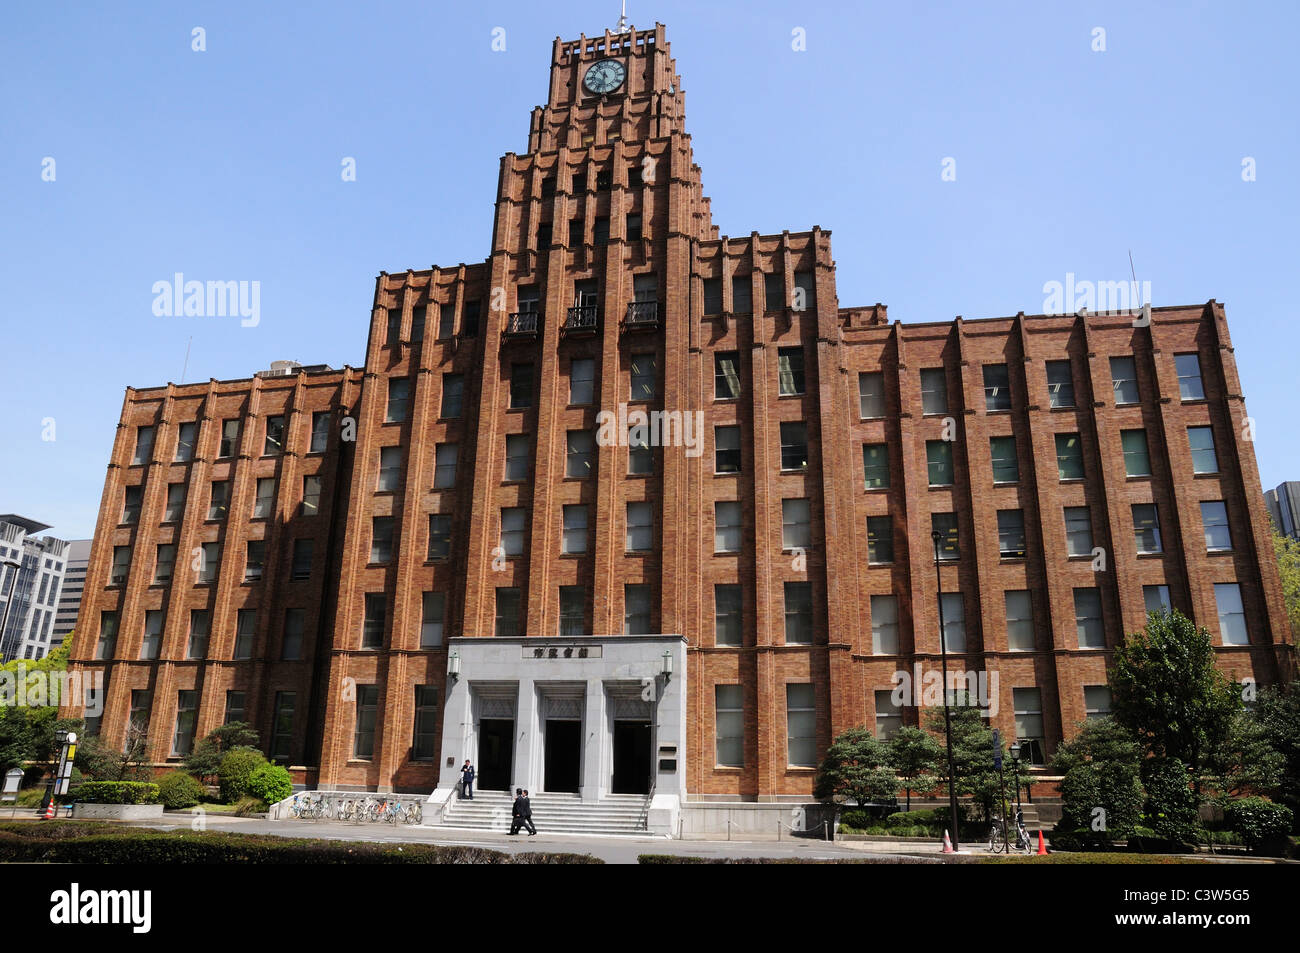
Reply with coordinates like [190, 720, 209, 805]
[0, 515, 70, 662]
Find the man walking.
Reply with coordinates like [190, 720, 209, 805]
[519, 789, 536, 836]
[508, 787, 525, 834]
[460, 759, 475, 800]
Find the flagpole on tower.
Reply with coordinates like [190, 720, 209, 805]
[616, 0, 629, 33]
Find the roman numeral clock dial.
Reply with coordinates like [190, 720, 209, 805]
[582, 58, 626, 95]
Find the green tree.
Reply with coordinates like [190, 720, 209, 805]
[1204, 708, 1284, 803]
[813, 727, 898, 806]
[74, 724, 152, 782]
[888, 726, 942, 811]
[924, 702, 1004, 823]
[183, 721, 261, 784]
[1272, 529, 1300, 637]
[1255, 681, 1300, 820]
[1051, 718, 1144, 841]
[217, 748, 268, 803]
[1140, 757, 1200, 845]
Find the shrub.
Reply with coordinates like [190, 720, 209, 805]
[1140, 758, 1199, 846]
[75, 781, 159, 805]
[157, 771, 205, 810]
[245, 763, 292, 805]
[217, 748, 267, 803]
[1224, 797, 1294, 852]
[233, 796, 267, 817]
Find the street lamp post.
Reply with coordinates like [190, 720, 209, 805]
[1010, 742, 1023, 819]
[932, 530, 961, 852]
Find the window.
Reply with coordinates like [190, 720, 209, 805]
[198, 542, 220, 584]
[508, 363, 534, 410]
[410, 305, 426, 342]
[495, 588, 522, 636]
[932, 513, 959, 561]
[234, 609, 256, 658]
[1110, 356, 1139, 405]
[291, 538, 313, 580]
[386, 378, 411, 423]
[561, 505, 588, 554]
[1056, 433, 1084, 480]
[154, 544, 176, 584]
[500, 507, 526, 557]
[1214, 583, 1248, 645]
[990, 435, 1018, 483]
[244, 540, 265, 582]
[714, 585, 742, 646]
[867, 516, 893, 564]
[1143, 584, 1172, 615]
[1132, 503, 1162, 554]
[1013, 688, 1045, 765]
[628, 427, 653, 475]
[793, 271, 816, 312]
[777, 348, 805, 395]
[264, 415, 285, 456]
[593, 216, 609, 245]
[219, 419, 239, 458]
[427, 514, 451, 559]
[462, 301, 480, 337]
[282, 608, 304, 660]
[122, 485, 142, 524]
[626, 502, 653, 552]
[566, 430, 594, 478]
[626, 213, 642, 242]
[998, 510, 1026, 558]
[370, 517, 394, 563]
[568, 218, 584, 246]
[269, 693, 295, 762]
[870, 595, 899, 654]
[301, 475, 322, 517]
[569, 358, 595, 405]
[1006, 590, 1034, 651]
[1046, 360, 1074, 408]
[1188, 427, 1219, 474]
[442, 374, 464, 418]
[624, 585, 652, 635]
[133, 425, 155, 465]
[175, 422, 197, 462]
[438, 304, 455, 339]
[714, 352, 741, 399]
[715, 501, 742, 552]
[377, 446, 402, 491]
[163, 483, 186, 522]
[141, 610, 164, 659]
[386, 307, 402, 345]
[413, 686, 439, 760]
[253, 477, 277, 518]
[715, 425, 741, 474]
[783, 582, 813, 644]
[858, 372, 885, 418]
[1084, 686, 1113, 720]
[939, 592, 965, 652]
[1121, 429, 1151, 477]
[702, 278, 722, 315]
[224, 691, 246, 726]
[782, 498, 811, 550]
[1075, 588, 1104, 649]
[310, 411, 330, 452]
[1201, 501, 1233, 552]
[863, 444, 889, 489]
[559, 586, 585, 637]
[983, 364, 1011, 411]
[434, 443, 459, 488]
[780, 421, 808, 470]
[920, 368, 947, 415]
[362, 593, 386, 648]
[95, 612, 119, 660]
[1176, 353, 1205, 400]
[421, 592, 444, 647]
[875, 690, 903, 740]
[786, 684, 816, 766]
[187, 610, 210, 659]
[541, 175, 556, 197]
[109, 546, 131, 585]
[716, 685, 744, 766]
[1064, 506, 1093, 556]
[764, 272, 784, 311]
[731, 274, 752, 314]
[354, 685, 379, 759]
[926, 440, 953, 486]
[129, 690, 152, 735]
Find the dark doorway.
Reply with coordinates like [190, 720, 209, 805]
[477, 719, 514, 791]
[612, 720, 652, 794]
[544, 720, 581, 793]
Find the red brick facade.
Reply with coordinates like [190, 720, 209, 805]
[67, 24, 1292, 797]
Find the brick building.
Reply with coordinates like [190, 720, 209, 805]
[67, 24, 1292, 832]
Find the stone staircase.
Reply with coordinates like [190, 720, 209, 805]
[432, 790, 651, 835]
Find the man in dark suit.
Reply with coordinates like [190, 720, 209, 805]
[460, 760, 475, 799]
[519, 789, 536, 836]
[508, 787, 524, 834]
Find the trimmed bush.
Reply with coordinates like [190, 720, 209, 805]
[1224, 797, 1294, 852]
[157, 771, 205, 810]
[246, 763, 292, 805]
[217, 748, 267, 803]
[233, 796, 267, 817]
[75, 781, 159, 805]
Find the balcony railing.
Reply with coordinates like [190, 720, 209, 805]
[622, 300, 659, 331]
[563, 305, 600, 334]
[504, 311, 540, 337]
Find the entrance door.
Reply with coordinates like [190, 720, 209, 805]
[612, 720, 652, 794]
[477, 719, 514, 791]
[544, 720, 581, 793]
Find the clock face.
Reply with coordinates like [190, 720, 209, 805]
[583, 58, 626, 95]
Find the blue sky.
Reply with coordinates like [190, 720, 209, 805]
[2, 0, 1297, 540]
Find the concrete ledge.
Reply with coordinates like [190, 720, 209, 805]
[72, 803, 164, 821]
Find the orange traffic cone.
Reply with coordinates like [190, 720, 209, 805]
[1037, 830, 1048, 855]
[42, 799, 56, 820]
[942, 829, 954, 853]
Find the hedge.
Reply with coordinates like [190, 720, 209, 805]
[157, 771, 205, 810]
[75, 781, 160, 805]
[638, 854, 940, 864]
[246, 763, 292, 805]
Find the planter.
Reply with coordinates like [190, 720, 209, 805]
[72, 803, 164, 820]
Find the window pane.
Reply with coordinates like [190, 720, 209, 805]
[781, 499, 811, 550]
[435, 443, 459, 488]
[1176, 353, 1205, 400]
[386, 378, 411, 422]
[1143, 585, 1171, 615]
[920, 368, 947, 415]
[998, 509, 1026, 558]
[870, 595, 899, 654]
[731, 275, 752, 314]
[1132, 503, 1162, 554]
[867, 516, 893, 564]
[1056, 433, 1084, 480]
[983, 364, 1011, 411]
[1005, 590, 1034, 651]
[1121, 429, 1151, 477]
[504, 434, 528, 481]
[624, 584, 651, 635]
[777, 348, 804, 395]
[715, 501, 742, 552]
[990, 435, 1018, 483]
[926, 440, 953, 486]
[715, 425, 741, 473]
[1188, 427, 1218, 474]
[863, 444, 889, 489]
[1110, 356, 1139, 405]
[1214, 583, 1248, 645]
[1046, 360, 1075, 408]
[566, 430, 594, 478]
[421, 592, 444, 647]
[559, 586, 585, 637]
[1075, 588, 1104, 649]
[562, 504, 588, 554]
[783, 582, 813, 644]
[1201, 501, 1232, 551]
[570, 358, 595, 405]
[626, 502, 653, 552]
[786, 684, 816, 767]
[1064, 506, 1093, 557]
[780, 421, 808, 470]
[631, 353, 656, 401]
[858, 372, 885, 418]
[714, 352, 741, 399]
[495, 588, 522, 637]
[939, 593, 965, 652]
[716, 684, 744, 766]
[714, 585, 742, 646]
[931, 513, 959, 560]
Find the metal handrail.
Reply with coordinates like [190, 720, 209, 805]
[505, 311, 540, 335]
[625, 300, 659, 325]
[564, 305, 599, 330]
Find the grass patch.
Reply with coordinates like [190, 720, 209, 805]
[977, 852, 1208, 865]
[638, 854, 940, 864]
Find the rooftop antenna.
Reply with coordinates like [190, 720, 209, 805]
[180, 335, 193, 384]
[615, 0, 629, 33]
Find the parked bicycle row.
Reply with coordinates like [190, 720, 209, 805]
[287, 793, 423, 825]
